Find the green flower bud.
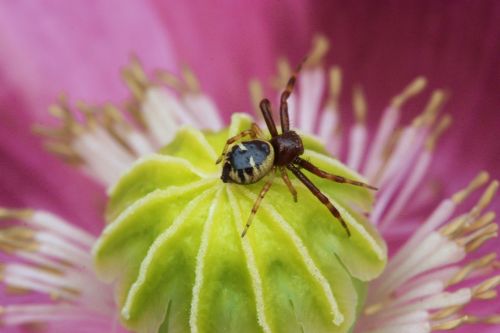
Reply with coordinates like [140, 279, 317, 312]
[93, 114, 387, 333]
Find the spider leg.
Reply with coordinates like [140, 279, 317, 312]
[279, 166, 297, 202]
[294, 157, 378, 190]
[288, 164, 351, 237]
[279, 60, 305, 133]
[241, 169, 276, 238]
[216, 123, 262, 164]
[259, 99, 279, 137]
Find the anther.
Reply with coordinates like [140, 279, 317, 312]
[451, 171, 489, 204]
[472, 275, 500, 299]
[447, 253, 497, 286]
[249, 79, 265, 115]
[425, 114, 452, 151]
[415, 89, 447, 127]
[182, 65, 201, 93]
[431, 315, 469, 330]
[353, 85, 367, 124]
[0, 208, 33, 221]
[307, 34, 330, 67]
[390, 76, 427, 109]
[328, 66, 342, 109]
[155, 69, 184, 91]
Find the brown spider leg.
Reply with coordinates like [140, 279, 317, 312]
[279, 60, 305, 133]
[288, 164, 351, 237]
[241, 169, 276, 238]
[294, 157, 378, 190]
[215, 123, 262, 164]
[279, 166, 297, 202]
[259, 99, 279, 137]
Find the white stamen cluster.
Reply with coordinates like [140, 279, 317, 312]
[35, 58, 223, 186]
[0, 208, 117, 330]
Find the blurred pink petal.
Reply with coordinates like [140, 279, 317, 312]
[0, 0, 177, 228]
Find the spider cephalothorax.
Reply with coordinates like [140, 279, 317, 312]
[216, 61, 377, 237]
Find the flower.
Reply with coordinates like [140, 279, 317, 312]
[1, 4, 498, 330]
[1, 32, 499, 332]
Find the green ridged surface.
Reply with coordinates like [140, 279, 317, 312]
[93, 114, 386, 333]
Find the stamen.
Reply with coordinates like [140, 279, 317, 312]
[298, 62, 325, 133]
[462, 211, 496, 233]
[318, 67, 342, 151]
[155, 69, 184, 91]
[471, 275, 500, 299]
[452, 171, 490, 203]
[425, 115, 452, 151]
[182, 65, 201, 93]
[431, 316, 469, 330]
[249, 79, 265, 117]
[390, 76, 427, 109]
[347, 86, 367, 171]
[121, 56, 149, 100]
[329, 66, 342, 110]
[413, 90, 447, 128]
[272, 57, 292, 89]
[306, 34, 330, 67]
[447, 253, 498, 286]
[364, 77, 428, 180]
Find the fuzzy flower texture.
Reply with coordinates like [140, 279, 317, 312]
[1, 37, 499, 333]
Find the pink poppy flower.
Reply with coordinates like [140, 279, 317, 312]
[1, 1, 499, 333]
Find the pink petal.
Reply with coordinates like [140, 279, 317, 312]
[0, 0, 177, 228]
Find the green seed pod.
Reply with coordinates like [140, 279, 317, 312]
[93, 114, 387, 333]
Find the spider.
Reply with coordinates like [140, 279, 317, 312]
[216, 62, 377, 238]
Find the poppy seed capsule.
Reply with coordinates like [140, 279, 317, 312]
[93, 114, 386, 333]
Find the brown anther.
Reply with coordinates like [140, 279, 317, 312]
[121, 57, 149, 101]
[391, 76, 427, 109]
[432, 315, 469, 330]
[182, 65, 201, 93]
[124, 100, 147, 129]
[328, 66, 342, 109]
[306, 34, 330, 67]
[249, 79, 265, 117]
[431, 304, 464, 320]
[466, 314, 500, 325]
[414, 89, 447, 127]
[469, 181, 499, 217]
[0, 208, 33, 220]
[372, 128, 402, 182]
[472, 275, 500, 297]
[5, 285, 31, 295]
[466, 223, 498, 244]
[155, 69, 184, 91]
[439, 214, 468, 237]
[452, 171, 489, 204]
[353, 85, 367, 124]
[463, 211, 496, 234]
[363, 302, 384, 316]
[43, 142, 83, 164]
[426, 114, 452, 151]
[447, 253, 497, 286]
[102, 103, 125, 126]
[75, 101, 98, 128]
[271, 57, 292, 89]
[31, 125, 71, 139]
[465, 230, 498, 253]
[129, 55, 148, 85]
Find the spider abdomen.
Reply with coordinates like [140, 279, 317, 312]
[221, 140, 275, 184]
